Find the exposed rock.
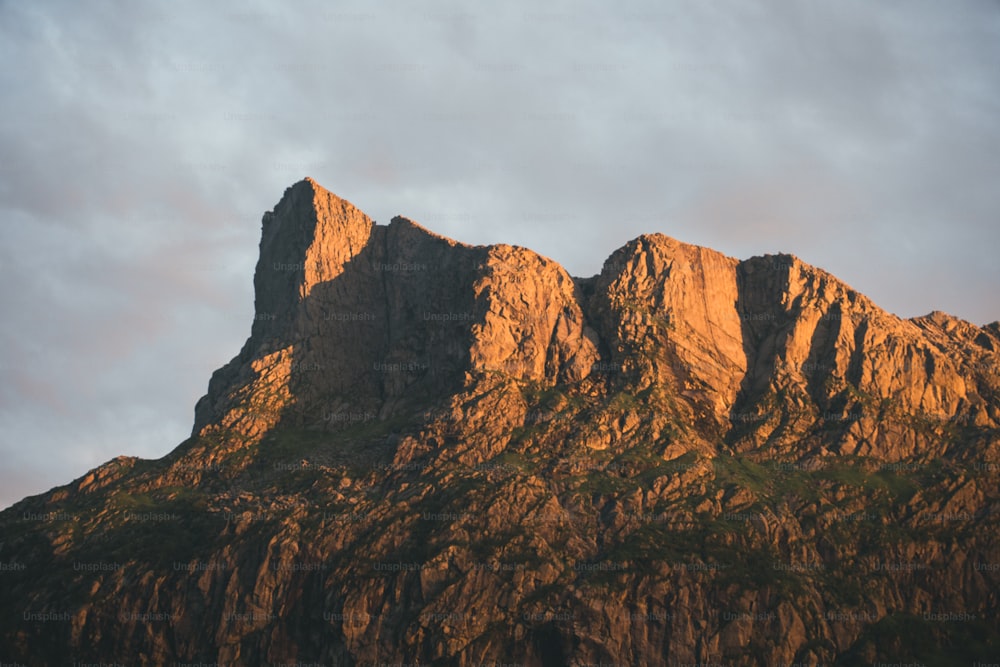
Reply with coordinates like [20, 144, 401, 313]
[1, 178, 998, 666]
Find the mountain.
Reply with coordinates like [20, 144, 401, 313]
[1, 177, 998, 666]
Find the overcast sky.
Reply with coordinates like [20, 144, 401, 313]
[1, 0, 998, 508]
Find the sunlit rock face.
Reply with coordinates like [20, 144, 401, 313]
[192, 178, 602, 444]
[2, 178, 998, 666]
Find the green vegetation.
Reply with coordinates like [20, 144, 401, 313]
[713, 455, 772, 494]
[239, 415, 413, 479]
[575, 469, 633, 496]
[488, 450, 537, 474]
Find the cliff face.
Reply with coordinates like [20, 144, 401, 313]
[1, 178, 998, 666]
[192, 180, 998, 462]
[192, 178, 599, 446]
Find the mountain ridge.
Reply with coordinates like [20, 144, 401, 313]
[192, 177, 999, 455]
[1, 177, 998, 665]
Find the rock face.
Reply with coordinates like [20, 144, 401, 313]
[192, 178, 599, 445]
[2, 178, 999, 666]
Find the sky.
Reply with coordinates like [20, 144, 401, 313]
[1, 0, 998, 508]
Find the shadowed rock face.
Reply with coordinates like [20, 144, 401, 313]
[2, 178, 999, 666]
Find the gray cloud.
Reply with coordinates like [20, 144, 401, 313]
[1, 0, 998, 507]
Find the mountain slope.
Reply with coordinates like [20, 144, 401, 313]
[1, 178, 998, 666]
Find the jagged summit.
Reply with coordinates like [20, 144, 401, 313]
[2, 178, 998, 665]
[194, 178, 999, 457]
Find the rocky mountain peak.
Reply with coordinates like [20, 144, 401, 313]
[193, 183, 605, 442]
[190, 179, 1000, 463]
[5, 179, 995, 665]
[257, 177, 374, 302]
